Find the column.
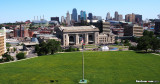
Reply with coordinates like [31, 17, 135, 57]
[94, 32, 98, 44]
[66, 34, 69, 46]
[76, 34, 79, 45]
[85, 33, 88, 44]
[63, 34, 66, 46]
[63, 34, 69, 46]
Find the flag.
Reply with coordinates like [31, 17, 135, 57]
[81, 38, 85, 49]
[81, 38, 84, 44]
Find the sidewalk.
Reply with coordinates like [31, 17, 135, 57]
[0, 56, 38, 64]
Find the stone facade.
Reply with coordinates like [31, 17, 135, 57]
[98, 33, 115, 44]
[55, 26, 99, 46]
[55, 25, 115, 47]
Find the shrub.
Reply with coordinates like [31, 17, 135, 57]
[16, 52, 26, 60]
[115, 40, 119, 45]
[65, 47, 79, 52]
[0, 59, 3, 63]
[129, 46, 137, 50]
[2, 52, 14, 62]
[77, 48, 80, 51]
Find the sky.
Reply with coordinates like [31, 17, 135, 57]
[0, 0, 160, 23]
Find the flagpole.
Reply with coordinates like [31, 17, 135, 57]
[79, 37, 87, 83]
[82, 45, 84, 80]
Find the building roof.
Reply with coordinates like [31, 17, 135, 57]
[59, 26, 99, 32]
[36, 34, 56, 38]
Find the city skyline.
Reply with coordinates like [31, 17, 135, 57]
[0, 0, 160, 23]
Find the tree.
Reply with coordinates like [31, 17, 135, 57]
[143, 30, 150, 36]
[124, 39, 131, 46]
[14, 47, 16, 52]
[37, 42, 47, 56]
[137, 30, 160, 52]
[2, 52, 14, 62]
[35, 40, 61, 56]
[47, 39, 61, 54]
[35, 44, 40, 53]
[137, 36, 151, 52]
[7, 48, 10, 52]
[143, 30, 154, 37]
[115, 40, 119, 45]
[151, 37, 160, 52]
[16, 52, 26, 60]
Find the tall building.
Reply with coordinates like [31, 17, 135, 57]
[118, 14, 123, 21]
[106, 12, 111, 20]
[78, 15, 81, 22]
[115, 11, 119, 21]
[125, 13, 135, 23]
[66, 11, 71, 26]
[80, 10, 87, 21]
[88, 13, 93, 21]
[71, 8, 77, 22]
[51, 17, 59, 22]
[61, 16, 65, 24]
[124, 24, 143, 37]
[135, 14, 142, 23]
[103, 22, 111, 34]
[0, 27, 6, 56]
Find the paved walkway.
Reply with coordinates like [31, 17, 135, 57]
[0, 56, 38, 64]
[151, 53, 160, 56]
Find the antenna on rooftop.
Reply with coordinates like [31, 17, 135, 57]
[40, 16, 41, 20]
[34, 16, 35, 20]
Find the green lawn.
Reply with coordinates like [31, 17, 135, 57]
[0, 51, 160, 84]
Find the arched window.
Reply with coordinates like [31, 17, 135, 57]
[89, 35, 93, 41]
[69, 36, 74, 42]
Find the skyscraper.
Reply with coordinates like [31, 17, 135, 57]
[66, 11, 70, 26]
[135, 14, 142, 23]
[61, 16, 65, 24]
[72, 8, 77, 22]
[78, 15, 81, 22]
[115, 11, 119, 21]
[88, 13, 93, 21]
[125, 13, 135, 23]
[106, 12, 110, 20]
[118, 14, 123, 21]
[80, 10, 87, 21]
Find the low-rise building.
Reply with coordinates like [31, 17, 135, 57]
[124, 24, 143, 37]
[36, 34, 60, 43]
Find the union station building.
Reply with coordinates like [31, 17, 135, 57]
[55, 25, 115, 47]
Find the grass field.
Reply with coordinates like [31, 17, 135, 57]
[0, 51, 160, 84]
